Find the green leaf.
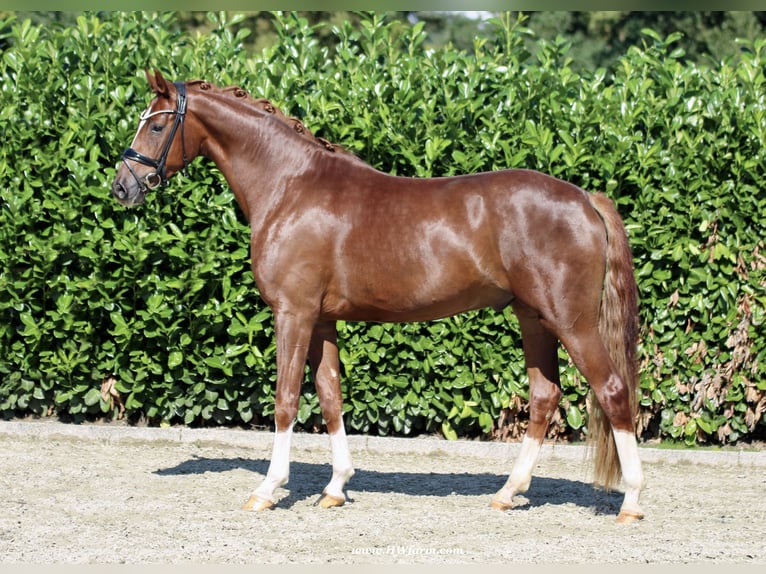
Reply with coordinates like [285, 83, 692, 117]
[168, 351, 183, 369]
[83, 387, 103, 407]
[441, 420, 458, 441]
[566, 405, 583, 429]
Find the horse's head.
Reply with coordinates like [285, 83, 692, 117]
[111, 69, 193, 207]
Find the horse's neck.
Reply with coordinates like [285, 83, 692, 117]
[196, 98, 322, 223]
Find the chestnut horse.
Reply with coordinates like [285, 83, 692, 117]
[112, 70, 644, 522]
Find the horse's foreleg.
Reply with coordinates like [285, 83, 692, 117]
[309, 321, 354, 508]
[244, 425, 294, 511]
[492, 308, 561, 511]
[244, 310, 314, 511]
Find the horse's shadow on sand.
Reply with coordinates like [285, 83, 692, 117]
[154, 456, 623, 516]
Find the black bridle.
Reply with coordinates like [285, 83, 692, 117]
[121, 81, 189, 191]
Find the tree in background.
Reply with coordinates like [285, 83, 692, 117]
[3, 11, 765, 71]
[520, 11, 766, 70]
[409, 11, 766, 70]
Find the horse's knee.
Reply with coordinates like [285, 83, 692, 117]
[528, 372, 562, 424]
[274, 404, 299, 431]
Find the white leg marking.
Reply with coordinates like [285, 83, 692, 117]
[324, 421, 355, 500]
[254, 426, 294, 503]
[493, 435, 543, 507]
[613, 429, 645, 518]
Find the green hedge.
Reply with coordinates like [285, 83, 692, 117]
[0, 12, 764, 445]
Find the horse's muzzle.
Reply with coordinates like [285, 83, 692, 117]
[111, 177, 146, 208]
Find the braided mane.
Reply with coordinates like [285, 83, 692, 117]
[187, 79, 351, 156]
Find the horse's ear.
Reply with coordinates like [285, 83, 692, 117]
[144, 68, 171, 98]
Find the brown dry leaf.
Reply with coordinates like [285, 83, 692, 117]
[717, 421, 732, 442]
[673, 411, 688, 428]
[100, 376, 125, 418]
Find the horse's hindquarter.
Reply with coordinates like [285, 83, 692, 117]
[252, 166, 607, 324]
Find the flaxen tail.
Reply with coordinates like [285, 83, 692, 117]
[587, 193, 640, 490]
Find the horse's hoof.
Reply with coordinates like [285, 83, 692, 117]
[616, 510, 644, 524]
[490, 497, 513, 511]
[243, 495, 274, 512]
[317, 493, 346, 509]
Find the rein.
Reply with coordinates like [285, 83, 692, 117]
[121, 81, 189, 191]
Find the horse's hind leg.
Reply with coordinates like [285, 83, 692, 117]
[309, 321, 354, 508]
[557, 327, 644, 523]
[492, 304, 561, 510]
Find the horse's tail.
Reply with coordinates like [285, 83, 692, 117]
[587, 192, 640, 490]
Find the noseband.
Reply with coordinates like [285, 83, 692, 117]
[121, 81, 189, 191]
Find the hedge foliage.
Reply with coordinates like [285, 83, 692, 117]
[0, 12, 764, 445]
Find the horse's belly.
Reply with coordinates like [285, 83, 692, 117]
[321, 283, 512, 323]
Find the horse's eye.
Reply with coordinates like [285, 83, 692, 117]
[150, 123, 164, 134]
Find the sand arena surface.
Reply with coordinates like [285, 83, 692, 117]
[0, 420, 763, 564]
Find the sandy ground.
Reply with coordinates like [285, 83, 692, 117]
[0, 420, 763, 565]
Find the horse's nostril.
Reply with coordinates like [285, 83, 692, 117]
[113, 182, 126, 200]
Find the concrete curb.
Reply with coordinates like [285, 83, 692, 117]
[1, 419, 763, 467]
